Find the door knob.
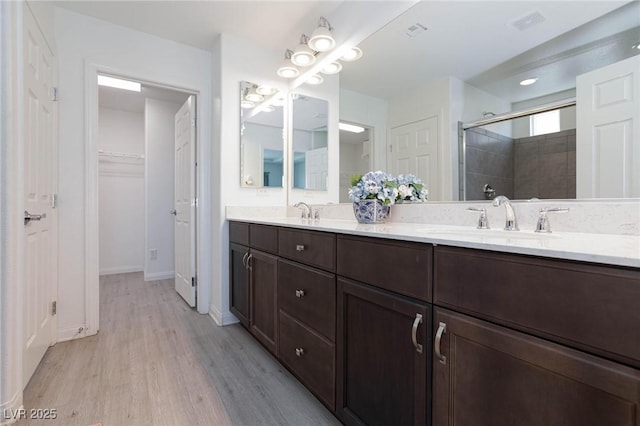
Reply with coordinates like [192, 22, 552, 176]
[24, 210, 45, 225]
[170, 209, 177, 216]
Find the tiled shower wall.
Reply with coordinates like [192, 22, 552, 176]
[514, 129, 576, 199]
[465, 128, 514, 200]
[464, 128, 576, 200]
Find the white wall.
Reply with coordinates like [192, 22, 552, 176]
[98, 107, 145, 275]
[339, 88, 388, 171]
[339, 142, 370, 203]
[388, 78, 452, 200]
[145, 98, 182, 281]
[54, 7, 212, 341]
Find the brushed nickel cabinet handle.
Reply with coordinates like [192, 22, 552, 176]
[435, 321, 447, 364]
[295, 290, 305, 298]
[242, 252, 249, 268]
[295, 347, 305, 357]
[296, 244, 305, 251]
[411, 313, 423, 354]
[246, 253, 253, 270]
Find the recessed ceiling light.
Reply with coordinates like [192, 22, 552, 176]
[520, 77, 538, 86]
[340, 46, 363, 62]
[339, 122, 365, 133]
[633, 43, 640, 50]
[97, 75, 141, 92]
[306, 74, 324, 85]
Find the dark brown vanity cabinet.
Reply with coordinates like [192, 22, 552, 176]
[229, 222, 278, 355]
[433, 246, 640, 426]
[277, 229, 337, 410]
[337, 278, 430, 426]
[432, 307, 640, 426]
[336, 235, 432, 426]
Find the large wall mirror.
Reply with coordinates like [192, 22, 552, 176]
[339, 1, 640, 201]
[239, 81, 285, 188]
[291, 93, 329, 191]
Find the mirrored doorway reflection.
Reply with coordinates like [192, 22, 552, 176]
[339, 122, 373, 203]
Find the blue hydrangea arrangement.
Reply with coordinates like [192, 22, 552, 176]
[349, 171, 428, 205]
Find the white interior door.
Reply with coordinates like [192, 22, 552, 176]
[388, 116, 439, 199]
[23, 5, 57, 387]
[174, 96, 196, 307]
[305, 146, 328, 190]
[576, 55, 640, 198]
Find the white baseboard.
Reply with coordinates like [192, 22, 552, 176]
[99, 265, 143, 275]
[144, 271, 174, 282]
[0, 390, 22, 425]
[57, 325, 94, 342]
[209, 306, 239, 326]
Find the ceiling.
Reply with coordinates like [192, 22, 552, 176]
[98, 80, 191, 113]
[340, 1, 640, 101]
[57, 0, 640, 106]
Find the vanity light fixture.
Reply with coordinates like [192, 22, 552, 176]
[291, 34, 316, 66]
[340, 46, 363, 62]
[97, 75, 141, 92]
[306, 73, 324, 85]
[245, 86, 264, 103]
[256, 85, 276, 96]
[277, 49, 300, 78]
[339, 122, 365, 133]
[241, 99, 255, 109]
[308, 17, 335, 52]
[520, 77, 538, 86]
[321, 61, 343, 75]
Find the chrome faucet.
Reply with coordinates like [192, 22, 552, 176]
[294, 202, 312, 219]
[492, 195, 519, 231]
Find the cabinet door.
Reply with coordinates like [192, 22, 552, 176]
[250, 250, 278, 354]
[433, 307, 640, 426]
[229, 243, 250, 327]
[337, 278, 430, 426]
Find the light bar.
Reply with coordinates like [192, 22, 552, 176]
[98, 75, 141, 92]
[339, 122, 365, 133]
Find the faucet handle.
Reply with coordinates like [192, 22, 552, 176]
[535, 207, 569, 233]
[467, 207, 489, 229]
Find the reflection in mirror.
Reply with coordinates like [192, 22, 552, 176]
[240, 81, 284, 188]
[461, 102, 576, 201]
[339, 1, 640, 200]
[291, 94, 329, 190]
[339, 122, 373, 203]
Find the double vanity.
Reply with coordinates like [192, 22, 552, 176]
[227, 202, 639, 425]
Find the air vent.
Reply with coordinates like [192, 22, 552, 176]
[405, 22, 428, 38]
[510, 11, 546, 31]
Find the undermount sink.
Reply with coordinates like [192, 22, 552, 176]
[415, 225, 558, 240]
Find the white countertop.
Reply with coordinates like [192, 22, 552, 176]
[227, 216, 640, 268]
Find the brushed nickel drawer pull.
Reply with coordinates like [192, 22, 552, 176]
[295, 347, 305, 357]
[435, 321, 447, 364]
[242, 252, 249, 268]
[295, 290, 305, 298]
[296, 244, 305, 251]
[411, 313, 423, 354]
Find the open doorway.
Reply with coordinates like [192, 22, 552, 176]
[339, 122, 373, 203]
[97, 75, 194, 301]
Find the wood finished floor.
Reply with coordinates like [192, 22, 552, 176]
[20, 272, 340, 426]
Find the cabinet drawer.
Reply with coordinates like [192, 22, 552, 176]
[250, 224, 278, 254]
[278, 228, 336, 272]
[278, 259, 335, 341]
[279, 311, 335, 410]
[337, 235, 432, 302]
[434, 246, 640, 367]
[229, 221, 249, 245]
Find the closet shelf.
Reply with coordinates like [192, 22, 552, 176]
[98, 149, 145, 160]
